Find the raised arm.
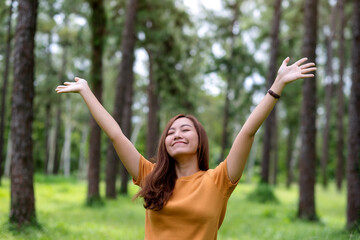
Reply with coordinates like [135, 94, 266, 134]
[56, 77, 140, 179]
[226, 57, 316, 183]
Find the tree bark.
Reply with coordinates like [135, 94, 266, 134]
[321, 3, 337, 189]
[346, 0, 360, 230]
[298, 0, 318, 221]
[106, 0, 138, 197]
[10, 0, 38, 226]
[87, 0, 106, 205]
[261, 0, 282, 184]
[145, 49, 160, 159]
[0, 0, 14, 185]
[335, 0, 346, 192]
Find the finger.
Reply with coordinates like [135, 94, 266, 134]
[301, 67, 317, 73]
[301, 74, 315, 78]
[56, 85, 68, 89]
[294, 57, 308, 66]
[300, 62, 315, 69]
[282, 57, 290, 66]
[75, 77, 84, 82]
[64, 82, 75, 86]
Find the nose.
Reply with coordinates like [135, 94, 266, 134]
[173, 130, 182, 140]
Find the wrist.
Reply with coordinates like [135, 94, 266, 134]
[79, 82, 90, 96]
[270, 77, 285, 95]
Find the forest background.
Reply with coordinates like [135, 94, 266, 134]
[0, 0, 360, 239]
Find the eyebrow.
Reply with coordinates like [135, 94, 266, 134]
[168, 124, 193, 130]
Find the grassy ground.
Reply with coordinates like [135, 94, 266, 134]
[0, 175, 359, 240]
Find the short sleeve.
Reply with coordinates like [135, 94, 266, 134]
[209, 159, 239, 197]
[133, 155, 155, 187]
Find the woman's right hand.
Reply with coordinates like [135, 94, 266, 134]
[55, 77, 88, 94]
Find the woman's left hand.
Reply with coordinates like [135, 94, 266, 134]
[276, 57, 316, 86]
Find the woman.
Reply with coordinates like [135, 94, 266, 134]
[56, 57, 316, 239]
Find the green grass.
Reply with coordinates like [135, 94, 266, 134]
[0, 176, 359, 240]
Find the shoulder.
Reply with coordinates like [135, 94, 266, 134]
[206, 159, 238, 196]
[133, 155, 155, 186]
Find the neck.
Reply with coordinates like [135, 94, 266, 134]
[174, 155, 200, 178]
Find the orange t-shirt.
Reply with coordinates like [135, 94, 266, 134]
[133, 155, 238, 240]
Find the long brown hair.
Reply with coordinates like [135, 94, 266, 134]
[136, 114, 209, 211]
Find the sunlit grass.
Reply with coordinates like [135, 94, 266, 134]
[0, 175, 359, 240]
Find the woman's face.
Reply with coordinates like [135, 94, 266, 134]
[165, 117, 199, 160]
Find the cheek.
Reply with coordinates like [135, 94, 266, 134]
[164, 137, 172, 151]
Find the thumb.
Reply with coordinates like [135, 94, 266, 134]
[282, 57, 290, 67]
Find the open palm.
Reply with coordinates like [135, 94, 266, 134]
[55, 77, 88, 94]
[277, 57, 316, 85]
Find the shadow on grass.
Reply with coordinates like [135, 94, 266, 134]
[2, 220, 44, 236]
[85, 196, 105, 208]
[246, 183, 279, 204]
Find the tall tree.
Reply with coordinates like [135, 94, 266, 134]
[136, 0, 200, 159]
[106, 0, 138, 197]
[321, 2, 337, 189]
[298, 0, 318, 220]
[0, 0, 14, 185]
[145, 48, 159, 159]
[346, 0, 360, 231]
[260, 0, 282, 184]
[9, 0, 38, 226]
[219, 1, 240, 164]
[335, 0, 346, 192]
[86, 0, 106, 205]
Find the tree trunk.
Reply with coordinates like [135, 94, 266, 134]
[261, 0, 282, 184]
[4, 132, 11, 177]
[298, 0, 318, 221]
[44, 102, 51, 174]
[10, 0, 38, 226]
[78, 124, 89, 180]
[52, 102, 62, 174]
[145, 49, 160, 159]
[106, 0, 138, 197]
[219, 2, 239, 163]
[335, 0, 346, 192]
[53, 46, 68, 175]
[0, 0, 14, 185]
[270, 119, 278, 186]
[44, 32, 56, 175]
[285, 127, 297, 188]
[62, 99, 72, 177]
[87, 0, 106, 205]
[321, 4, 337, 189]
[346, 0, 360, 230]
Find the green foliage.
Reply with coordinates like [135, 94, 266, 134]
[247, 183, 279, 203]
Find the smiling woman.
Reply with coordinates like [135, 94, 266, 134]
[55, 57, 316, 239]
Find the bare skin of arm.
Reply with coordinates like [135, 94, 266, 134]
[56, 78, 140, 179]
[226, 57, 316, 183]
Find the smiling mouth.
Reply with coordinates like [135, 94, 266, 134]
[172, 141, 187, 146]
